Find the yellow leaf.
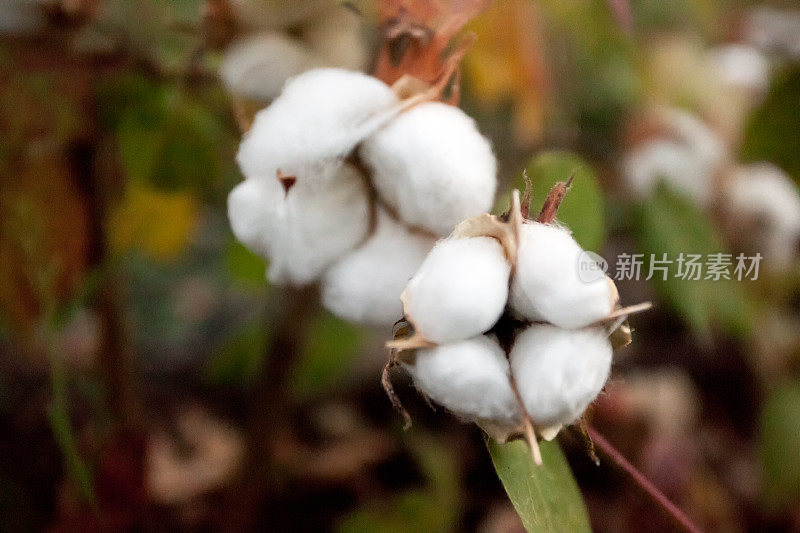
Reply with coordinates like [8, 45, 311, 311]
[108, 182, 199, 262]
[465, 0, 549, 145]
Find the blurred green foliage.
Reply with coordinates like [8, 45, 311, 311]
[742, 68, 800, 183]
[339, 436, 460, 533]
[633, 183, 753, 339]
[760, 380, 800, 512]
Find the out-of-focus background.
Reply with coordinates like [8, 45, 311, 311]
[1, 0, 800, 531]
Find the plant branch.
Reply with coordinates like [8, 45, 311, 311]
[586, 425, 703, 533]
[221, 285, 318, 531]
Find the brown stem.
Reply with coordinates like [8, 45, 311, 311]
[221, 285, 318, 531]
[586, 426, 703, 533]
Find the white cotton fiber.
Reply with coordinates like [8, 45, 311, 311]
[621, 139, 714, 204]
[237, 68, 399, 182]
[321, 209, 435, 327]
[510, 324, 612, 426]
[509, 222, 612, 329]
[360, 102, 497, 236]
[724, 163, 800, 269]
[227, 162, 370, 285]
[402, 236, 511, 343]
[219, 33, 320, 102]
[707, 44, 770, 95]
[406, 336, 520, 424]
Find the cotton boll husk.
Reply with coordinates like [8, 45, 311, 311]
[228, 0, 326, 31]
[724, 163, 800, 269]
[301, 4, 369, 71]
[402, 236, 511, 343]
[360, 102, 497, 236]
[321, 210, 435, 327]
[237, 68, 398, 182]
[510, 324, 612, 426]
[405, 336, 521, 424]
[227, 162, 370, 285]
[621, 139, 715, 204]
[219, 33, 320, 102]
[509, 222, 612, 329]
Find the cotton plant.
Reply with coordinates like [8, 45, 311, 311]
[384, 184, 650, 465]
[227, 64, 497, 325]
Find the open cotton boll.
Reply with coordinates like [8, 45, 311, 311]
[510, 324, 612, 426]
[321, 210, 435, 327]
[227, 162, 370, 285]
[621, 139, 715, 204]
[360, 102, 497, 236]
[405, 336, 520, 424]
[658, 107, 728, 172]
[402, 236, 511, 343]
[724, 163, 800, 269]
[509, 222, 612, 329]
[237, 68, 399, 182]
[219, 33, 321, 102]
[707, 44, 770, 95]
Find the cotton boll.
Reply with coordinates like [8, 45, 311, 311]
[405, 336, 520, 424]
[321, 210, 435, 327]
[227, 162, 370, 285]
[621, 139, 714, 204]
[509, 222, 612, 329]
[724, 163, 800, 269]
[658, 107, 728, 173]
[219, 33, 320, 102]
[237, 68, 398, 182]
[707, 44, 770, 96]
[360, 102, 497, 236]
[402, 236, 511, 343]
[510, 324, 612, 426]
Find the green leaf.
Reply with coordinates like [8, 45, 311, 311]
[741, 68, 800, 184]
[632, 183, 753, 338]
[760, 380, 800, 512]
[290, 311, 367, 398]
[500, 151, 606, 251]
[487, 438, 591, 533]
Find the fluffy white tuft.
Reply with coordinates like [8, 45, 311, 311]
[621, 139, 714, 203]
[321, 209, 435, 326]
[402, 236, 511, 343]
[724, 163, 800, 268]
[360, 102, 497, 236]
[227, 162, 370, 285]
[510, 324, 612, 426]
[220, 33, 320, 102]
[707, 44, 770, 94]
[509, 222, 612, 329]
[237, 68, 398, 182]
[406, 336, 520, 424]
